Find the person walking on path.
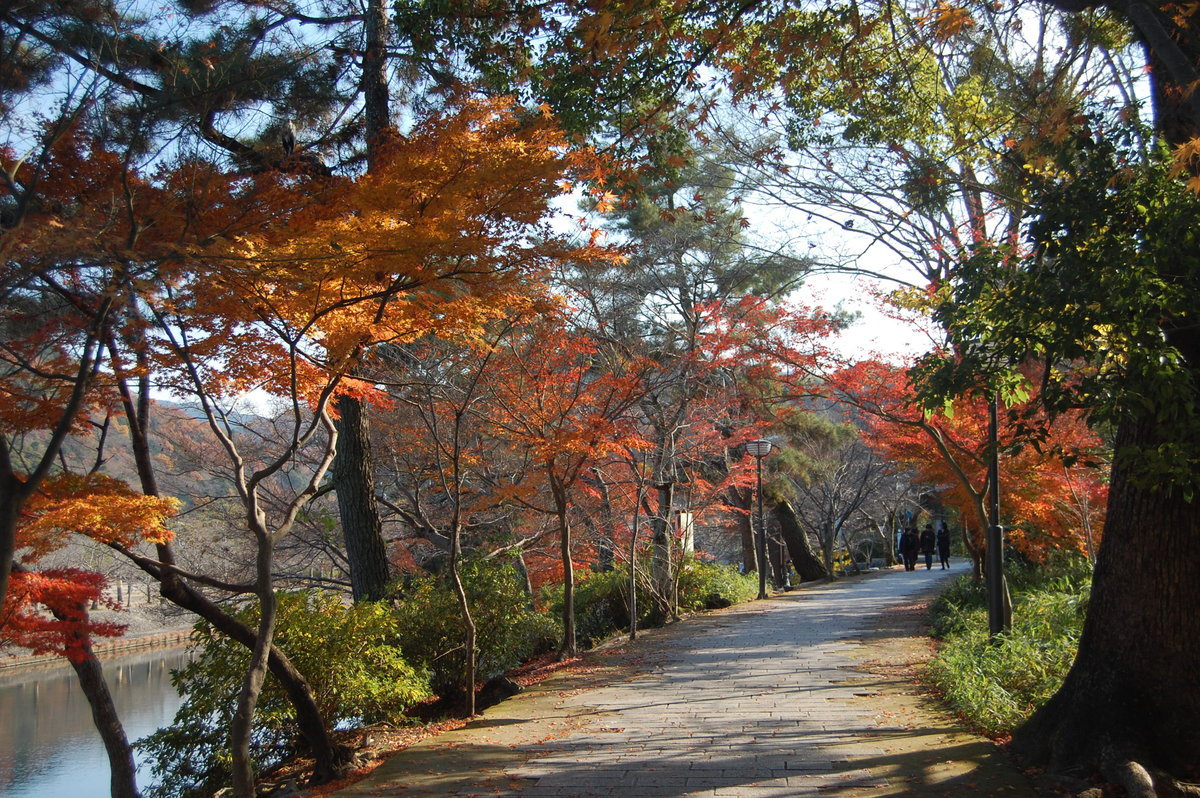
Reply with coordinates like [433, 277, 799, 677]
[936, 522, 952, 569]
[920, 523, 936, 570]
[899, 527, 919, 571]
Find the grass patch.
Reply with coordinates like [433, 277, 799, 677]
[927, 559, 1091, 737]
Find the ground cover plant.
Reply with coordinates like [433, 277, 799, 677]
[927, 559, 1091, 737]
[544, 567, 649, 650]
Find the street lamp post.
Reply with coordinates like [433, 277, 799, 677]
[986, 392, 1009, 636]
[745, 439, 774, 600]
[968, 332, 1012, 638]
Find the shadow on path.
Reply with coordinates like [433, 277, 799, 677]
[329, 565, 1041, 798]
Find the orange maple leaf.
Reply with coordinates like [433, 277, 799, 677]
[20, 473, 179, 556]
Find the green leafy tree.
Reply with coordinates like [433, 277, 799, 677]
[139, 591, 429, 798]
[925, 126, 1200, 793]
[721, 0, 1198, 786]
[564, 145, 815, 610]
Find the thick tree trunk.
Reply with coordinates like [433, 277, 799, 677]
[729, 486, 757, 573]
[64, 615, 140, 798]
[0, 483, 21, 614]
[774, 500, 828, 582]
[361, 0, 390, 154]
[648, 481, 675, 625]
[331, 0, 393, 605]
[1011, 414, 1200, 786]
[588, 469, 617, 572]
[332, 394, 391, 602]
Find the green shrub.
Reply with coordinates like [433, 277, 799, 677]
[392, 559, 556, 698]
[543, 566, 655, 649]
[1006, 555, 1093, 596]
[677, 559, 759, 612]
[541, 558, 759, 651]
[138, 591, 429, 798]
[927, 563, 1090, 737]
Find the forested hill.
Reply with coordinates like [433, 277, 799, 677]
[14, 401, 228, 502]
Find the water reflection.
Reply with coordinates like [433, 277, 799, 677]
[0, 648, 190, 797]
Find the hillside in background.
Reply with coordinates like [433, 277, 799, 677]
[10, 400, 277, 611]
[13, 400, 244, 505]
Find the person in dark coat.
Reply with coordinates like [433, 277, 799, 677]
[899, 527, 920, 571]
[936, 523, 952, 569]
[919, 524, 936, 570]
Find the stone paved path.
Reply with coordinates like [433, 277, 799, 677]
[333, 566, 1039, 797]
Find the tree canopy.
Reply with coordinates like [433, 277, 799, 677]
[5, 0, 1199, 793]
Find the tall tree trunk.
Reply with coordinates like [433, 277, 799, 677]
[512, 551, 536, 609]
[819, 517, 838, 577]
[448, 538, 476, 715]
[884, 511, 898, 566]
[0, 482, 21, 614]
[587, 468, 617, 572]
[774, 500, 827, 582]
[1011, 415, 1200, 786]
[329, 0, 394, 604]
[768, 535, 788, 588]
[628, 480, 645, 641]
[332, 394, 391, 602]
[361, 0, 390, 151]
[729, 486, 757, 573]
[448, 426, 477, 716]
[554, 481, 577, 658]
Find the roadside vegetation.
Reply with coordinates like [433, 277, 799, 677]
[927, 558, 1092, 738]
[137, 557, 760, 794]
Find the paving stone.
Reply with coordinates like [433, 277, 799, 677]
[472, 570, 957, 796]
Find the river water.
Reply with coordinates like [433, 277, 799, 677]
[0, 648, 190, 797]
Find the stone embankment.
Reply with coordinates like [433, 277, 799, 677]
[0, 598, 193, 677]
[0, 629, 193, 676]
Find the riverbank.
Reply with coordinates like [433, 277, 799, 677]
[0, 604, 193, 677]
